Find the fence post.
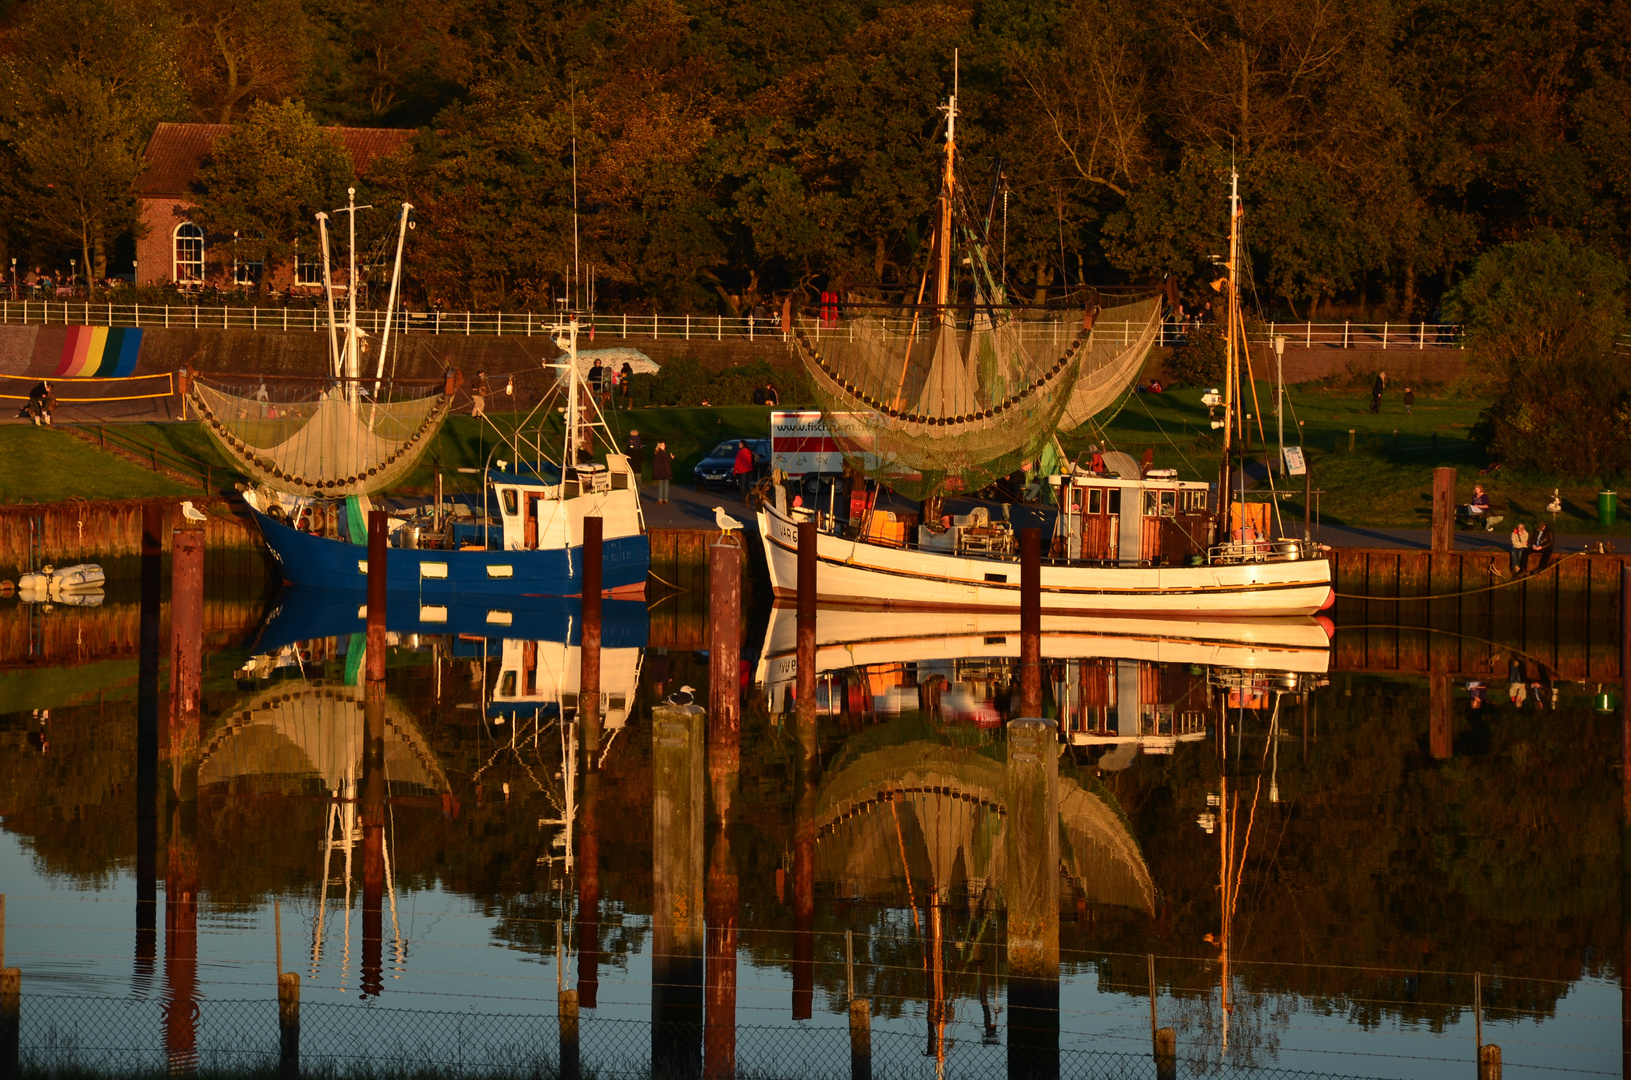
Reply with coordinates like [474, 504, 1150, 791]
[686, 314, 691, 340]
[1479, 1044, 1502, 1080]
[1344, 320, 1350, 348]
[282, 308, 287, 332]
[1348, 429, 1355, 453]
[559, 988, 580, 1080]
[622, 313, 627, 338]
[1382, 321, 1388, 349]
[717, 315, 722, 340]
[165, 305, 170, 328]
[1306, 321, 1311, 347]
[0, 967, 16, 1079]
[466, 312, 471, 336]
[849, 998, 871, 1080]
[277, 971, 299, 1080]
[252, 307, 257, 330]
[1419, 321, 1426, 349]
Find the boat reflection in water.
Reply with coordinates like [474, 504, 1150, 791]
[221, 587, 646, 999]
[756, 604, 1330, 1074]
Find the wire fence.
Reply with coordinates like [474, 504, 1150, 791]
[13, 995, 1486, 1080]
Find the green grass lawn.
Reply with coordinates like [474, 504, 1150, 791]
[13, 386, 1631, 533]
[0, 426, 196, 503]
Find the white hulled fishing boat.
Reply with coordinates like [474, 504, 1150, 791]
[756, 67, 1329, 617]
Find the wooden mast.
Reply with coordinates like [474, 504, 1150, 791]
[934, 53, 958, 327]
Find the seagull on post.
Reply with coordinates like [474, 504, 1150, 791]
[180, 501, 208, 523]
[663, 686, 697, 706]
[714, 506, 745, 537]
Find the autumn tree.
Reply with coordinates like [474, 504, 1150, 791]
[167, 0, 312, 122]
[190, 100, 354, 294]
[0, 0, 187, 296]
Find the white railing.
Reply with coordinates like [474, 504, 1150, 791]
[4, 300, 1626, 352]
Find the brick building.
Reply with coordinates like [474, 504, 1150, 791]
[133, 123, 415, 289]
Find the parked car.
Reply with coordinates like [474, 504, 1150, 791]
[694, 438, 771, 490]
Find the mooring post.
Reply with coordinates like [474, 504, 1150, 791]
[651, 703, 705, 1079]
[796, 519, 817, 703]
[1479, 1043, 1502, 1080]
[578, 765, 601, 1009]
[582, 516, 603, 768]
[849, 998, 872, 1080]
[361, 510, 388, 999]
[0, 966, 18, 1080]
[1432, 467, 1456, 553]
[277, 971, 299, 1080]
[168, 523, 204, 803]
[1621, 563, 1630, 1080]
[703, 831, 738, 1080]
[136, 504, 162, 984]
[707, 538, 742, 821]
[559, 988, 580, 1080]
[1006, 718, 1060, 1080]
[1020, 527, 1042, 717]
[1155, 1028, 1177, 1080]
[792, 519, 819, 1021]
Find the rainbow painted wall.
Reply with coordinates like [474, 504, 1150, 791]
[55, 326, 142, 377]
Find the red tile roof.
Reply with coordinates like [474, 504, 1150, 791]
[136, 122, 417, 197]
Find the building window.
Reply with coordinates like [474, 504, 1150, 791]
[234, 256, 263, 287]
[174, 223, 204, 283]
[293, 243, 322, 286]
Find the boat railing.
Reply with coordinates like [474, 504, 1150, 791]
[1210, 538, 1318, 564]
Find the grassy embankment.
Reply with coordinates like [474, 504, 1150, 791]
[8, 389, 1629, 532]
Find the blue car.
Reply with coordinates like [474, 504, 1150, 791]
[693, 438, 770, 490]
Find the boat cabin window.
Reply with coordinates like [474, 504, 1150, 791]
[1087, 489, 1103, 515]
[499, 671, 517, 697]
[1183, 490, 1208, 512]
[1143, 491, 1177, 517]
[1108, 489, 1121, 515]
[501, 489, 519, 516]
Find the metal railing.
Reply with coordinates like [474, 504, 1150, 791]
[8, 300, 1629, 353]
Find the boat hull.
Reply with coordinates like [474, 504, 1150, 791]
[757, 504, 1332, 617]
[251, 507, 649, 597]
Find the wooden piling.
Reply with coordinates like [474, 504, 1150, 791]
[0, 967, 18, 1080]
[849, 998, 872, 1080]
[1432, 467, 1456, 553]
[582, 516, 603, 767]
[1621, 563, 1630, 1080]
[559, 989, 580, 1080]
[708, 539, 742, 821]
[136, 503, 161, 985]
[651, 703, 705, 1079]
[1020, 528, 1041, 717]
[793, 518, 819, 1021]
[366, 510, 387, 683]
[362, 510, 388, 1000]
[1478, 1044, 1502, 1080]
[277, 971, 299, 1080]
[1154, 1028, 1177, 1080]
[703, 832, 738, 1080]
[168, 524, 204, 803]
[1006, 718, 1060, 1080]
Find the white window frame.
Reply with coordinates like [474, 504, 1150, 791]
[173, 223, 204, 283]
[293, 242, 322, 286]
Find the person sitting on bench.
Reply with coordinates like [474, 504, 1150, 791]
[1467, 484, 1490, 519]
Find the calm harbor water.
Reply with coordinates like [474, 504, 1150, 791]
[0, 583, 1622, 1079]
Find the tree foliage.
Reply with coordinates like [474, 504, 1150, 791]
[0, 0, 1628, 316]
[1449, 235, 1630, 478]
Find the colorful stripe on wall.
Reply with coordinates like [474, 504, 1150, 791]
[56, 326, 142, 377]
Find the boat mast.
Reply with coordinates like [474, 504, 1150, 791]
[317, 212, 341, 379]
[1224, 170, 1239, 457]
[373, 202, 413, 397]
[345, 187, 360, 403]
[563, 318, 581, 471]
[934, 51, 958, 327]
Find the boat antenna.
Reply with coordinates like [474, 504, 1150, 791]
[373, 201, 413, 397]
[572, 81, 580, 311]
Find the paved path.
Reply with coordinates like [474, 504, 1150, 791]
[1310, 521, 1617, 554]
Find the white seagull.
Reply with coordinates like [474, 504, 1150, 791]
[180, 501, 208, 523]
[664, 686, 697, 706]
[714, 506, 745, 536]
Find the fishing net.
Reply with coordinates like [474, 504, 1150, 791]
[1059, 295, 1166, 429]
[190, 376, 452, 496]
[794, 295, 1161, 500]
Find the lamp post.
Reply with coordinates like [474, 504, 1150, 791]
[1273, 335, 1286, 457]
[133, 258, 138, 289]
[70, 258, 77, 293]
[9, 258, 15, 299]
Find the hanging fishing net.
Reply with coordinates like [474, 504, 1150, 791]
[190, 376, 452, 496]
[794, 294, 1162, 500]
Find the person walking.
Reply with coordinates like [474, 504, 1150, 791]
[1403, 386, 1415, 415]
[732, 440, 756, 502]
[620, 361, 635, 407]
[625, 429, 644, 477]
[1370, 371, 1387, 414]
[652, 441, 673, 503]
[1530, 521, 1555, 573]
[1509, 521, 1529, 574]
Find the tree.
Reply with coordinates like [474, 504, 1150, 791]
[190, 100, 355, 294]
[0, 0, 187, 296]
[1448, 235, 1631, 477]
[167, 0, 312, 122]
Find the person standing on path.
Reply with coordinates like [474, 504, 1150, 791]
[1403, 386, 1415, 415]
[625, 429, 644, 478]
[733, 440, 756, 502]
[1530, 521, 1555, 572]
[1509, 522, 1530, 574]
[652, 441, 673, 503]
[1370, 371, 1387, 414]
[620, 361, 635, 408]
